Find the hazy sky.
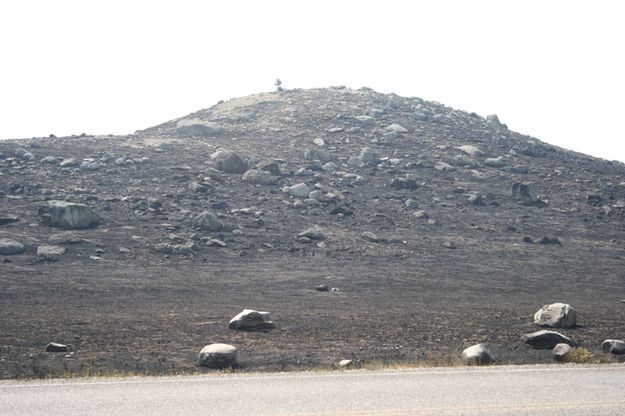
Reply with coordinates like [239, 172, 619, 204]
[1, 1, 623, 161]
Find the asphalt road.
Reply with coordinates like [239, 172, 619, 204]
[1, 365, 625, 415]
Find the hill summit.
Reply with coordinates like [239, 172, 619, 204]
[1, 87, 624, 377]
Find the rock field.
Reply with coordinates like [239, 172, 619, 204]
[1, 87, 625, 377]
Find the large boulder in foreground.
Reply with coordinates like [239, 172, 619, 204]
[214, 150, 249, 173]
[0, 238, 25, 255]
[229, 309, 275, 331]
[534, 303, 577, 328]
[462, 343, 495, 365]
[176, 118, 223, 136]
[39, 201, 101, 229]
[602, 339, 625, 355]
[198, 343, 237, 369]
[521, 330, 575, 350]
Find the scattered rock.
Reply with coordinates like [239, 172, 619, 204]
[462, 343, 495, 365]
[286, 183, 310, 198]
[552, 343, 572, 362]
[512, 182, 538, 205]
[385, 123, 407, 133]
[0, 238, 25, 255]
[434, 162, 455, 172]
[198, 343, 237, 369]
[361, 231, 380, 242]
[305, 148, 333, 164]
[354, 115, 375, 125]
[601, 339, 625, 355]
[39, 201, 101, 229]
[45, 342, 68, 353]
[486, 114, 504, 130]
[0, 214, 19, 225]
[534, 303, 577, 328]
[457, 145, 484, 157]
[195, 211, 223, 231]
[229, 309, 276, 331]
[242, 169, 273, 185]
[176, 118, 223, 136]
[298, 225, 325, 241]
[36, 245, 67, 262]
[59, 158, 79, 168]
[214, 150, 249, 173]
[520, 330, 575, 349]
[483, 156, 506, 168]
[48, 232, 82, 245]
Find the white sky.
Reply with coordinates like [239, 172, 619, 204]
[1, 1, 624, 161]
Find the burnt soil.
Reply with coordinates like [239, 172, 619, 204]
[1, 87, 625, 378]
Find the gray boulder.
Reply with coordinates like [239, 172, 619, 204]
[521, 330, 575, 349]
[242, 169, 273, 185]
[298, 225, 325, 241]
[304, 148, 333, 164]
[602, 339, 625, 355]
[512, 182, 538, 204]
[214, 151, 249, 173]
[552, 343, 572, 361]
[36, 245, 66, 262]
[176, 118, 223, 136]
[0, 238, 25, 255]
[39, 201, 100, 229]
[195, 211, 223, 231]
[434, 162, 455, 172]
[456, 145, 484, 157]
[229, 309, 275, 331]
[385, 123, 407, 133]
[462, 343, 495, 365]
[198, 343, 237, 369]
[483, 156, 506, 168]
[486, 114, 504, 130]
[534, 303, 577, 328]
[286, 183, 310, 198]
[358, 147, 380, 165]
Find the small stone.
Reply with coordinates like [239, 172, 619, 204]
[46, 342, 68, 353]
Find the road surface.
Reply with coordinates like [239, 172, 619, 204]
[1, 365, 625, 415]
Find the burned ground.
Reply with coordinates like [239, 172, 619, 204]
[1, 87, 624, 378]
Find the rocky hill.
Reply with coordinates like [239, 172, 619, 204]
[1, 87, 624, 377]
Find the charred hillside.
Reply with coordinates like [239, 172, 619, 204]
[1, 87, 624, 377]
